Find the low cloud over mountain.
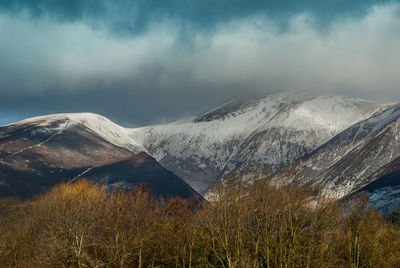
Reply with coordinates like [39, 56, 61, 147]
[0, 1, 399, 126]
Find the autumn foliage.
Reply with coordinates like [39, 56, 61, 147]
[1, 178, 400, 267]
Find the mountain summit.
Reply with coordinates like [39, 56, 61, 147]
[129, 93, 390, 193]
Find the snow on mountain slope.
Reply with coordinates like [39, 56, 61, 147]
[355, 165, 400, 214]
[7, 113, 145, 153]
[275, 103, 400, 200]
[0, 115, 201, 199]
[3, 93, 393, 196]
[128, 93, 390, 194]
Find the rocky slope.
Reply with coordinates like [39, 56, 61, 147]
[272, 103, 400, 211]
[81, 152, 201, 199]
[0, 114, 200, 199]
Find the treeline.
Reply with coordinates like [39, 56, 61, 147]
[1, 178, 400, 267]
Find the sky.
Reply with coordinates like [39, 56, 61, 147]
[0, 0, 399, 127]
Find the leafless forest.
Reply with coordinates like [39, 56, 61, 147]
[1, 177, 400, 267]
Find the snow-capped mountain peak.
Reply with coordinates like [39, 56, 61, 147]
[7, 113, 145, 152]
[128, 93, 392, 193]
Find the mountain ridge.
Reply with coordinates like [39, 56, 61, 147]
[0, 116, 200, 199]
[2, 92, 399, 210]
[128, 93, 392, 193]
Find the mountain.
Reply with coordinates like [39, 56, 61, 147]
[0, 113, 200, 199]
[2, 93, 400, 210]
[273, 103, 400, 212]
[129, 93, 389, 194]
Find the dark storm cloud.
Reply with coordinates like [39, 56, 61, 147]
[0, 78, 244, 127]
[0, 0, 395, 35]
[0, 1, 399, 126]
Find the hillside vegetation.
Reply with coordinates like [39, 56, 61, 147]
[1, 177, 400, 267]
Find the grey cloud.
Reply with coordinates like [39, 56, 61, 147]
[0, 80, 238, 127]
[0, 2, 399, 126]
[0, 0, 396, 36]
